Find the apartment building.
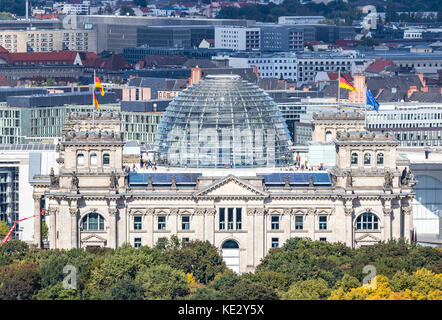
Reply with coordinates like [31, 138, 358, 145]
[0, 29, 97, 53]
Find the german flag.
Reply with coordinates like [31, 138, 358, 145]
[95, 76, 104, 96]
[93, 91, 100, 110]
[339, 76, 357, 92]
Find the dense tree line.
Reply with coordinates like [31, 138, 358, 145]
[0, 237, 440, 300]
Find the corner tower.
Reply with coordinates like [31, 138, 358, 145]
[35, 111, 126, 250]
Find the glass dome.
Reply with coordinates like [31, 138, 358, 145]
[154, 75, 293, 168]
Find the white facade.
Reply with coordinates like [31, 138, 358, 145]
[245, 52, 365, 84]
[0, 145, 57, 243]
[214, 27, 260, 51]
[31, 112, 416, 273]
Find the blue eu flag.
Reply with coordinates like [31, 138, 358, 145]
[366, 88, 379, 112]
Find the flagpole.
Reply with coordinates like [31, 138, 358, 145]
[337, 69, 340, 109]
[93, 69, 95, 129]
[365, 88, 368, 131]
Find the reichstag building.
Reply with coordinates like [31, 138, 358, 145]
[31, 75, 416, 273]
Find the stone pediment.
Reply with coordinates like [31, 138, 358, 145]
[193, 175, 267, 198]
[81, 233, 107, 244]
[355, 233, 381, 243]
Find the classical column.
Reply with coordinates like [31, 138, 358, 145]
[307, 208, 316, 241]
[383, 207, 392, 241]
[108, 207, 118, 249]
[344, 207, 353, 248]
[69, 207, 78, 248]
[170, 209, 178, 235]
[402, 206, 412, 242]
[49, 208, 58, 249]
[392, 208, 402, 240]
[33, 195, 42, 248]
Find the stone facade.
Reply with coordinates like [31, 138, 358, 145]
[31, 111, 416, 273]
[311, 111, 366, 142]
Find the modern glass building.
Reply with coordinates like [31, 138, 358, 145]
[154, 74, 293, 168]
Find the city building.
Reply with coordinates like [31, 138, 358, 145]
[0, 144, 57, 243]
[278, 16, 326, 25]
[246, 51, 367, 85]
[137, 25, 215, 48]
[215, 26, 261, 51]
[31, 76, 415, 273]
[0, 29, 97, 53]
[366, 102, 442, 147]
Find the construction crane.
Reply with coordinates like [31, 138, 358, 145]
[0, 209, 45, 246]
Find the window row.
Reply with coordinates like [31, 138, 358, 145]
[81, 212, 380, 232]
[77, 152, 110, 166]
[351, 152, 384, 166]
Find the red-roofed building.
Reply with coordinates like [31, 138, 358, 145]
[366, 59, 395, 74]
[0, 50, 83, 66]
[85, 54, 132, 71]
[34, 13, 62, 19]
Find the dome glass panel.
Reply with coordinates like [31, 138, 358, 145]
[154, 75, 293, 168]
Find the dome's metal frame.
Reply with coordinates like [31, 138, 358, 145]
[154, 75, 293, 168]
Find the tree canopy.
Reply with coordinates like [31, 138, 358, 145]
[0, 236, 440, 300]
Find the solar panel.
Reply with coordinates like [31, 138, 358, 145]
[261, 172, 331, 186]
[129, 172, 202, 185]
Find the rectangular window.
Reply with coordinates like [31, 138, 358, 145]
[219, 208, 225, 230]
[271, 216, 279, 230]
[319, 237, 327, 242]
[227, 208, 234, 230]
[182, 216, 190, 230]
[158, 215, 166, 230]
[236, 208, 242, 230]
[134, 216, 142, 230]
[182, 237, 190, 243]
[295, 216, 303, 230]
[319, 215, 327, 230]
[134, 237, 141, 248]
[271, 237, 279, 248]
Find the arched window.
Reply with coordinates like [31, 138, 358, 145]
[351, 153, 358, 165]
[222, 239, 239, 249]
[356, 212, 379, 230]
[103, 153, 110, 166]
[325, 130, 332, 142]
[377, 153, 384, 165]
[77, 153, 84, 166]
[221, 239, 240, 273]
[81, 213, 105, 231]
[90, 153, 97, 166]
[364, 153, 371, 165]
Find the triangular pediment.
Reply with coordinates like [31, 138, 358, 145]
[355, 233, 381, 242]
[81, 234, 107, 243]
[193, 175, 267, 197]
